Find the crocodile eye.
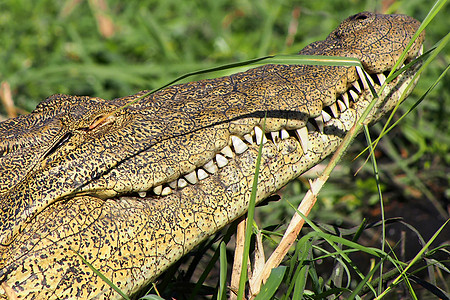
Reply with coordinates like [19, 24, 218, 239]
[89, 115, 105, 130]
[88, 114, 115, 131]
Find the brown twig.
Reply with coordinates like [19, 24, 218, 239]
[0, 81, 17, 118]
[230, 217, 246, 300]
[251, 176, 326, 293]
[248, 227, 265, 299]
[88, 0, 115, 38]
[1, 282, 19, 300]
[252, 116, 362, 292]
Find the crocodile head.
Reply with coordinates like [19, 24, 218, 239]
[0, 12, 424, 299]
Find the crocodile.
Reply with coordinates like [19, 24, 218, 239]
[0, 12, 424, 299]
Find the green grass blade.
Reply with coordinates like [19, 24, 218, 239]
[348, 254, 389, 300]
[290, 236, 312, 300]
[376, 219, 450, 299]
[287, 207, 380, 297]
[72, 250, 131, 300]
[357, 18, 450, 162]
[138, 295, 165, 300]
[188, 222, 238, 300]
[253, 266, 287, 300]
[363, 125, 386, 296]
[237, 114, 267, 300]
[218, 241, 228, 300]
[367, 33, 450, 153]
[292, 262, 309, 300]
[353, 5, 449, 166]
[99, 53, 365, 121]
[252, 55, 361, 67]
[384, 0, 447, 81]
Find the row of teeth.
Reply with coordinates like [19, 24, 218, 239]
[324, 67, 388, 121]
[134, 68, 392, 198]
[142, 126, 304, 197]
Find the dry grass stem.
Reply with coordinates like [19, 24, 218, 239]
[88, 0, 115, 38]
[0, 81, 17, 118]
[248, 229, 265, 299]
[230, 217, 247, 300]
[251, 176, 327, 293]
[1, 282, 18, 300]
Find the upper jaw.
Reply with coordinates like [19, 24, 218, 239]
[112, 44, 424, 201]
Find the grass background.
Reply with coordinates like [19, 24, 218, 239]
[0, 0, 448, 299]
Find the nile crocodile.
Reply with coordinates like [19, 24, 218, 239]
[0, 12, 424, 299]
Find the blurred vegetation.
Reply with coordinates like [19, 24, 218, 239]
[0, 0, 448, 299]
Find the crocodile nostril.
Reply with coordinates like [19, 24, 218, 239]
[351, 12, 370, 21]
[355, 14, 368, 20]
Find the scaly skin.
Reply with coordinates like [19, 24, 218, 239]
[0, 12, 424, 299]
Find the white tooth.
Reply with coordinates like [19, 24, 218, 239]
[231, 135, 248, 154]
[356, 66, 370, 90]
[204, 160, 218, 174]
[197, 168, 209, 180]
[342, 92, 350, 108]
[349, 90, 359, 101]
[330, 103, 339, 118]
[260, 134, 267, 144]
[254, 126, 267, 145]
[377, 73, 386, 86]
[185, 171, 198, 184]
[168, 180, 177, 189]
[244, 133, 254, 144]
[178, 178, 188, 188]
[419, 45, 423, 56]
[138, 191, 146, 198]
[295, 127, 309, 153]
[153, 185, 162, 195]
[321, 110, 332, 123]
[161, 186, 172, 196]
[271, 131, 279, 142]
[254, 126, 262, 143]
[281, 129, 290, 139]
[315, 115, 324, 133]
[221, 145, 234, 158]
[215, 153, 228, 168]
[337, 100, 347, 112]
[352, 80, 361, 93]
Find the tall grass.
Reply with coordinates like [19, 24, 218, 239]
[1, 0, 448, 299]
